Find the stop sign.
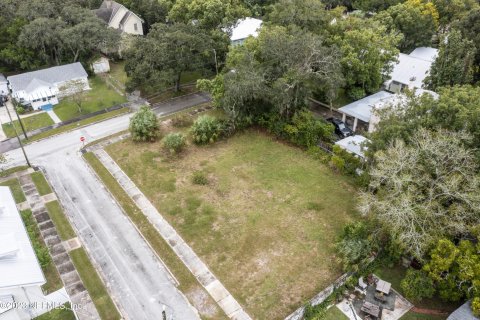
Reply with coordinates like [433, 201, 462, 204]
[80, 136, 85, 142]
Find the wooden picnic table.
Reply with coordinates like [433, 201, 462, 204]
[376, 279, 392, 295]
[361, 301, 380, 318]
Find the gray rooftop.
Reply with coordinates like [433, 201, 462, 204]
[448, 301, 479, 320]
[338, 91, 394, 122]
[8, 62, 88, 93]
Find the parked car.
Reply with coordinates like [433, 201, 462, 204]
[326, 117, 354, 138]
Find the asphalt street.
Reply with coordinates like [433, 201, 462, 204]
[0, 94, 211, 320]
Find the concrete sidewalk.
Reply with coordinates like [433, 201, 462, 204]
[47, 110, 62, 124]
[93, 149, 252, 320]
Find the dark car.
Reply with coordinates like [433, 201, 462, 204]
[326, 117, 354, 138]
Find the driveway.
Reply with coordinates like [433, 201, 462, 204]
[0, 95, 211, 319]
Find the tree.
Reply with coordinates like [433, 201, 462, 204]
[424, 238, 480, 308]
[369, 86, 480, 159]
[116, 0, 170, 31]
[352, 0, 402, 12]
[401, 270, 435, 301]
[58, 79, 90, 113]
[376, 0, 439, 51]
[266, 0, 342, 34]
[169, 0, 249, 30]
[432, 0, 478, 26]
[129, 106, 159, 142]
[125, 23, 213, 93]
[455, 8, 480, 81]
[333, 19, 401, 99]
[425, 29, 476, 90]
[202, 26, 343, 125]
[359, 129, 480, 260]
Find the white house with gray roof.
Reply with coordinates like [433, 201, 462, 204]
[8, 63, 89, 111]
[95, 0, 144, 36]
[0, 187, 46, 320]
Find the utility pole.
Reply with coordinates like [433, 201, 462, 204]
[11, 98, 28, 139]
[4, 96, 31, 167]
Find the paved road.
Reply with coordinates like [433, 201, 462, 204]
[0, 93, 211, 320]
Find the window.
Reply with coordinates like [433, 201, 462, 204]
[134, 23, 138, 31]
[42, 98, 47, 102]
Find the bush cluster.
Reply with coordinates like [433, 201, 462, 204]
[163, 132, 186, 154]
[190, 115, 222, 145]
[330, 145, 363, 175]
[130, 106, 160, 142]
[21, 210, 51, 268]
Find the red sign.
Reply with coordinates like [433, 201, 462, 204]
[80, 136, 85, 142]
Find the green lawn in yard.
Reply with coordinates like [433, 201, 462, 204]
[53, 77, 127, 122]
[2, 112, 54, 138]
[30, 171, 52, 196]
[83, 152, 227, 320]
[34, 303, 76, 320]
[324, 306, 349, 320]
[106, 129, 358, 319]
[45, 201, 76, 241]
[20, 209, 63, 294]
[69, 248, 121, 320]
[0, 178, 26, 203]
[109, 61, 127, 87]
[27, 108, 129, 143]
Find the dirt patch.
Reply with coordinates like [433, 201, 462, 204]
[186, 286, 222, 319]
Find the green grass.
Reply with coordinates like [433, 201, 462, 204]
[109, 61, 127, 87]
[30, 172, 52, 196]
[83, 153, 227, 320]
[45, 201, 76, 241]
[106, 130, 358, 319]
[2, 112, 54, 138]
[324, 306, 349, 320]
[0, 178, 26, 203]
[21, 209, 63, 294]
[27, 108, 130, 143]
[33, 303, 76, 320]
[53, 77, 127, 122]
[69, 248, 121, 320]
[0, 166, 29, 178]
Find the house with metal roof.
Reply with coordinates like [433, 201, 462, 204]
[447, 301, 479, 320]
[95, 0, 144, 36]
[338, 89, 438, 132]
[7, 62, 89, 111]
[385, 47, 438, 93]
[230, 18, 263, 46]
[0, 186, 46, 319]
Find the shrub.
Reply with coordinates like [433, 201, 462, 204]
[163, 132, 186, 154]
[330, 145, 363, 175]
[348, 86, 367, 101]
[401, 269, 435, 301]
[472, 297, 480, 317]
[129, 106, 160, 142]
[16, 106, 26, 114]
[336, 222, 373, 271]
[192, 171, 208, 185]
[191, 115, 221, 144]
[171, 114, 193, 128]
[283, 109, 334, 147]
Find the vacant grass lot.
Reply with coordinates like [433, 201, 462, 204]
[106, 130, 358, 319]
[2, 112, 54, 138]
[54, 77, 127, 121]
[34, 303, 76, 320]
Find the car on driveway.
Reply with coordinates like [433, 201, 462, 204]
[327, 117, 354, 138]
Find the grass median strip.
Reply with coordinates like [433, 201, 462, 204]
[0, 166, 29, 178]
[26, 108, 130, 143]
[69, 248, 121, 320]
[31, 171, 53, 196]
[21, 209, 63, 294]
[83, 152, 227, 320]
[0, 178, 26, 203]
[45, 201, 76, 241]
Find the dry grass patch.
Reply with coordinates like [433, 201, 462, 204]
[106, 130, 358, 319]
